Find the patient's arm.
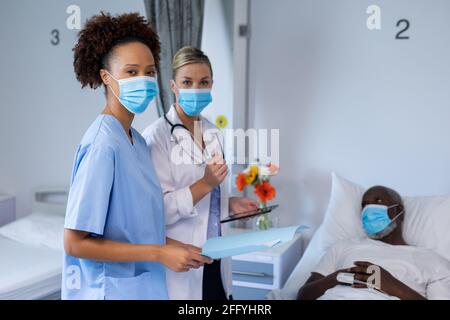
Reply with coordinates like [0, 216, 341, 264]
[298, 262, 427, 300]
[297, 271, 342, 300]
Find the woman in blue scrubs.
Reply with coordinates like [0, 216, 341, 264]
[62, 12, 212, 300]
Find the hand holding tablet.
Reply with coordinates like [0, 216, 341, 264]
[220, 205, 279, 224]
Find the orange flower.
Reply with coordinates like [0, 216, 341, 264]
[254, 181, 276, 204]
[236, 173, 247, 192]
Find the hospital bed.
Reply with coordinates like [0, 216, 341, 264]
[269, 173, 450, 300]
[0, 189, 67, 300]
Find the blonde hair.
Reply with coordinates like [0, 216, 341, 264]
[172, 46, 213, 79]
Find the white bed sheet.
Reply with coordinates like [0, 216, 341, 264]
[0, 235, 62, 300]
[0, 212, 64, 251]
[0, 210, 64, 300]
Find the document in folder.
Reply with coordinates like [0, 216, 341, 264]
[201, 225, 308, 259]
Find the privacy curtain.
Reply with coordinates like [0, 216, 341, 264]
[144, 0, 205, 116]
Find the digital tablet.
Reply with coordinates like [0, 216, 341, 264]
[220, 205, 279, 224]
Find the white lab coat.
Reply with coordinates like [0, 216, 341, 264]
[142, 105, 232, 300]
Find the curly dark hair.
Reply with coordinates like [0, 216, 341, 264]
[73, 12, 160, 89]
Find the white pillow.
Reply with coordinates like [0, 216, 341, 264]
[321, 173, 450, 261]
[402, 196, 450, 260]
[320, 173, 366, 250]
[0, 212, 64, 251]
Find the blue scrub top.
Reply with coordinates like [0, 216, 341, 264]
[62, 114, 168, 300]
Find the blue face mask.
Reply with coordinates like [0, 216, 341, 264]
[178, 89, 213, 116]
[108, 72, 159, 114]
[362, 204, 404, 236]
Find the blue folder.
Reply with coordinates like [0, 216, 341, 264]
[202, 225, 309, 259]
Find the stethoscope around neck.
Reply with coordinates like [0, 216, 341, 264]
[163, 113, 225, 165]
[164, 113, 188, 135]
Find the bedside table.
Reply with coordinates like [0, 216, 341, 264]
[229, 228, 304, 300]
[0, 194, 16, 227]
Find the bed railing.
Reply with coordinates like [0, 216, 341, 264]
[32, 187, 69, 215]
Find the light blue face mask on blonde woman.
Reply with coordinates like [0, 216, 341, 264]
[178, 88, 213, 116]
[107, 71, 159, 114]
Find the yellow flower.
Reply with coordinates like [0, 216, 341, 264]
[245, 165, 258, 185]
[215, 115, 228, 129]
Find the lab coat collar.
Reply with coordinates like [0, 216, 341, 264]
[165, 104, 216, 131]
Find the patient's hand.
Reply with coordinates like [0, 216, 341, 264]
[297, 268, 349, 300]
[349, 261, 426, 300]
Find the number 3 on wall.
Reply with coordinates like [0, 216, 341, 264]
[51, 29, 60, 46]
[396, 19, 410, 40]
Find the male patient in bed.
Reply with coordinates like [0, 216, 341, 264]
[297, 186, 450, 300]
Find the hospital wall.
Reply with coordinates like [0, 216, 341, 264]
[248, 0, 450, 239]
[0, 0, 233, 219]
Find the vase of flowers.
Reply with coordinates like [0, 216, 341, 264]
[236, 163, 278, 230]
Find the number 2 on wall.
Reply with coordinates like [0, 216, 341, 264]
[396, 19, 410, 40]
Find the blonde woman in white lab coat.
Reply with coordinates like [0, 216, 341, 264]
[142, 47, 258, 300]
